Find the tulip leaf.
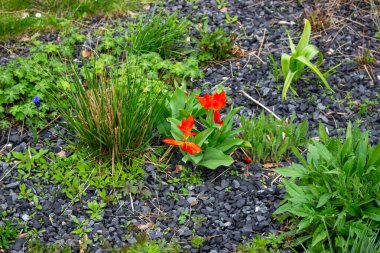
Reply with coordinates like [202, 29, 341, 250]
[198, 147, 234, 169]
[213, 138, 244, 153]
[295, 56, 332, 91]
[195, 128, 214, 146]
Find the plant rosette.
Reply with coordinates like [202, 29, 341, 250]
[161, 88, 251, 170]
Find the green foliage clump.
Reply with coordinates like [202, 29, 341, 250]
[281, 19, 332, 100]
[191, 236, 204, 249]
[120, 233, 182, 253]
[28, 239, 72, 253]
[274, 122, 380, 251]
[241, 112, 309, 163]
[0, 52, 66, 128]
[237, 233, 290, 253]
[54, 61, 167, 159]
[198, 21, 236, 62]
[128, 12, 189, 58]
[7, 146, 146, 203]
[0, 220, 19, 250]
[159, 88, 248, 170]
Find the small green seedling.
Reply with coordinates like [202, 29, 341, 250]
[86, 200, 106, 220]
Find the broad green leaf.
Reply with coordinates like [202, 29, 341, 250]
[367, 143, 380, 167]
[356, 139, 367, 176]
[297, 217, 313, 231]
[281, 53, 291, 77]
[362, 205, 380, 221]
[296, 55, 332, 91]
[167, 118, 183, 141]
[318, 122, 330, 144]
[194, 128, 214, 146]
[302, 44, 320, 61]
[312, 142, 333, 162]
[273, 202, 292, 215]
[275, 164, 308, 178]
[282, 71, 297, 100]
[213, 138, 244, 153]
[182, 153, 203, 164]
[287, 31, 296, 54]
[282, 180, 304, 198]
[317, 193, 332, 208]
[198, 147, 234, 169]
[311, 224, 328, 247]
[169, 89, 187, 117]
[296, 19, 311, 53]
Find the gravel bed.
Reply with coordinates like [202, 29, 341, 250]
[1, 0, 379, 252]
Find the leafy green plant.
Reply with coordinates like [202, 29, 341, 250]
[160, 88, 249, 169]
[0, 220, 19, 250]
[191, 236, 204, 248]
[178, 211, 190, 225]
[274, 122, 380, 251]
[281, 19, 332, 100]
[128, 11, 189, 58]
[0, 52, 66, 127]
[10, 147, 49, 179]
[54, 60, 166, 159]
[71, 217, 92, 237]
[28, 239, 72, 253]
[120, 233, 182, 253]
[198, 21, 236, 61]
[237, 233, 288, 253]
[86, 200, 106, 219]
[241, 112, 309, 163]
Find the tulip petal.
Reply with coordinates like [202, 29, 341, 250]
[181, 142, 201, 155]
[178, 115, 197, 139]
[163, 138, 183, 146]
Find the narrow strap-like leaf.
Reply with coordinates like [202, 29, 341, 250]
[296, 55, 332, 91]
[296, 19, 311, 54]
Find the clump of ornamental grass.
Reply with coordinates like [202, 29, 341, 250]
[55, 60, 166, 160]
[128, 11, 189, 58]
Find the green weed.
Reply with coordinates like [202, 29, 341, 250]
[0, 220, 19, 250]
[197, 20, 235, 61]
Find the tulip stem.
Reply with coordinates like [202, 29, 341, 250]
[240, 90, 281, 121]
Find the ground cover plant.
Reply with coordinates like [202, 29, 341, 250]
[274, 123, 380, 251]
[0, 0, 379, 252]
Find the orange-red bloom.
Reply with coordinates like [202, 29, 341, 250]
[196, 91, 227, 111]
[162, 138, 201, 155]
[196, 91, 227, 126]
[213, 110, 224, 126]
[177, 115, 197, 140]
[162, 115, 201, 155]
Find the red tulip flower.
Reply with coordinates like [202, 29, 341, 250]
[196, 91, 227, 126]
[163, 115, 201, 155]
